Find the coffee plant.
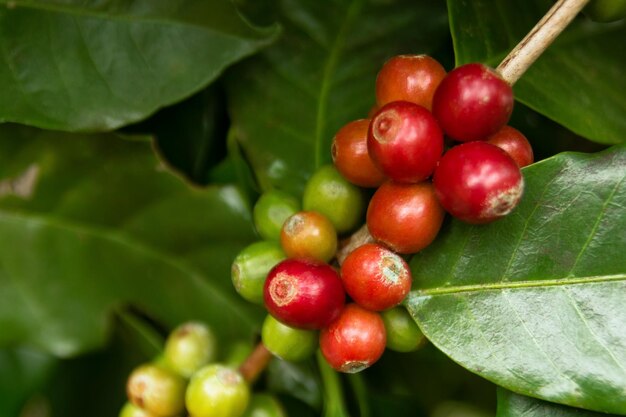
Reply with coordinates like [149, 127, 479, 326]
[0, 0, 624, 416]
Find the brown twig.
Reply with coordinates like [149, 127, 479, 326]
[497, 0, 591, 85]
[336, 224, 376, 265]
[238, 342, 272, 384]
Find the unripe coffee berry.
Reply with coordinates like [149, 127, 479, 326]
[433, 141, 524, 224]
[264, 259, 345, 329]
[232, 241, 286, 304]
[368, 101, 443, 183]
[341, 243, 412, 311]
[302, 165, 366, 234]
[280, 211, 337, 262]
[126, 364, 186, 417]
[164, 322, 217, 378]
[261, 314, 318, 361]
[432, 63, 513, 142]
[253, 190, 300, 241]
[320, 304, 386, 373]
[119, 402, 155, 417]
[486, 125, 534, 168]
[186, 364, 249, 417]
[381, 306, 425, 352]
[375, 54, 447, 110]
[242, 394, 287, 417]
[331, 119, 386, 188]
[367, 181, 444, 254]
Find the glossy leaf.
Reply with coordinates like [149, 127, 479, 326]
[408, 146, 626, 414]
[0, 0, 277, 131]
[0, 124, 259, 357]
[226, 0, 450, 195]
[447, 0, 626, 145]
[496, 387, 613, 417]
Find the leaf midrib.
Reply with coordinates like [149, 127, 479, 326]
[2, 1, 258, 39]
[0, 209, 256, 327]
[412, 274, 626, 297]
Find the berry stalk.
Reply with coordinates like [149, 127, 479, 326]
[238, 342, 273, 383]
[496, 0, 591, 85]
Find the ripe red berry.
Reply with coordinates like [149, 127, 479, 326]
[433, 142, 524, 224]
[432, 63, 513, 142]
[367, 181, 444, 254]
[264, 259, 345, 330]
[486, 125, 534, 168]
[280, 211, 337, 262]
[320, 304, 386, 373]
[368, 101, 443, 183]
[375, 54, 447, 111]
[341, 243, 412, 311]
[331, 119, 386, 188]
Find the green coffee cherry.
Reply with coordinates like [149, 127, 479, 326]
[163, 322, 217, 378]
[302, 165, 366, 234]
[261, 315, 318, 361]
[584, 0, 626, 22]
[119, 402, 157, 417]
[186, 364, 250, 417]
[381, 307, 425, 352]
[253, 190, 301, 240]
[126, 364, 186, 417]
[242, 394, 287, 417]
[232, 241, 286, 304]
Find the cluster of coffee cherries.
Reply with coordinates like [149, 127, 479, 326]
[120, 322, 285, 417]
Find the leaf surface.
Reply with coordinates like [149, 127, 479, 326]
[0, 0, 277, 131]
[0, 124, 260, 357]
[447, 0, 626, 145]
[226, 0, 450, 195]
[408, 146, 626, 414]
[496, 387, 615, 417]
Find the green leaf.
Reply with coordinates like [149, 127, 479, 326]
[226, 0, 450, 196]
[0, 124, 260, 357]
[496, 387, 614, 417]
[0, 0, 278, 132]
[408, 146, 626, 414]
[447, 0, 626, 145]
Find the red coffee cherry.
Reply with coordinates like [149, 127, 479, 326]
[376, 55, 446, 110]
[433, 141, 524, 224]
[432, 63, 513, 142]
[367, 181, 444, 254]
[320, 304, 386, 373]
[264, 259, 345, 330]
[376, 54, 447, 111]
[280, 211, 337, 262]
[331, 119, 386, 188]
[368, 101, 443, 183]
[341, 243, 412, 311]
[486, 125, 534, 168]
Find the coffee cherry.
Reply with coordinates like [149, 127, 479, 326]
[375, 54, 447, 111]
[381, 307, 425, 352]
[119, 402, 156, 417]
[486, 125, 534, 168]
[264, 259, 345, 329]
[332, 119, 386, 188]
[163, 322, 217, 379]
[242, 394, 287, 417]
[280, 211, 337, 262]
[432, 63, 513, 142]
[302, 165, 366, 234]
[126, 364, 186, 417]
[186, 364, 250, 417]
[433, 142, 524, 224]
[232, 241, 286, 304]
[368, 101, 443, 183]
[341, 243, 412, 311]
[320, 304, 386, 373]
[261, 314, 318, 361]
[367, 181, 444, 254]
[253, 190, 301, 241]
